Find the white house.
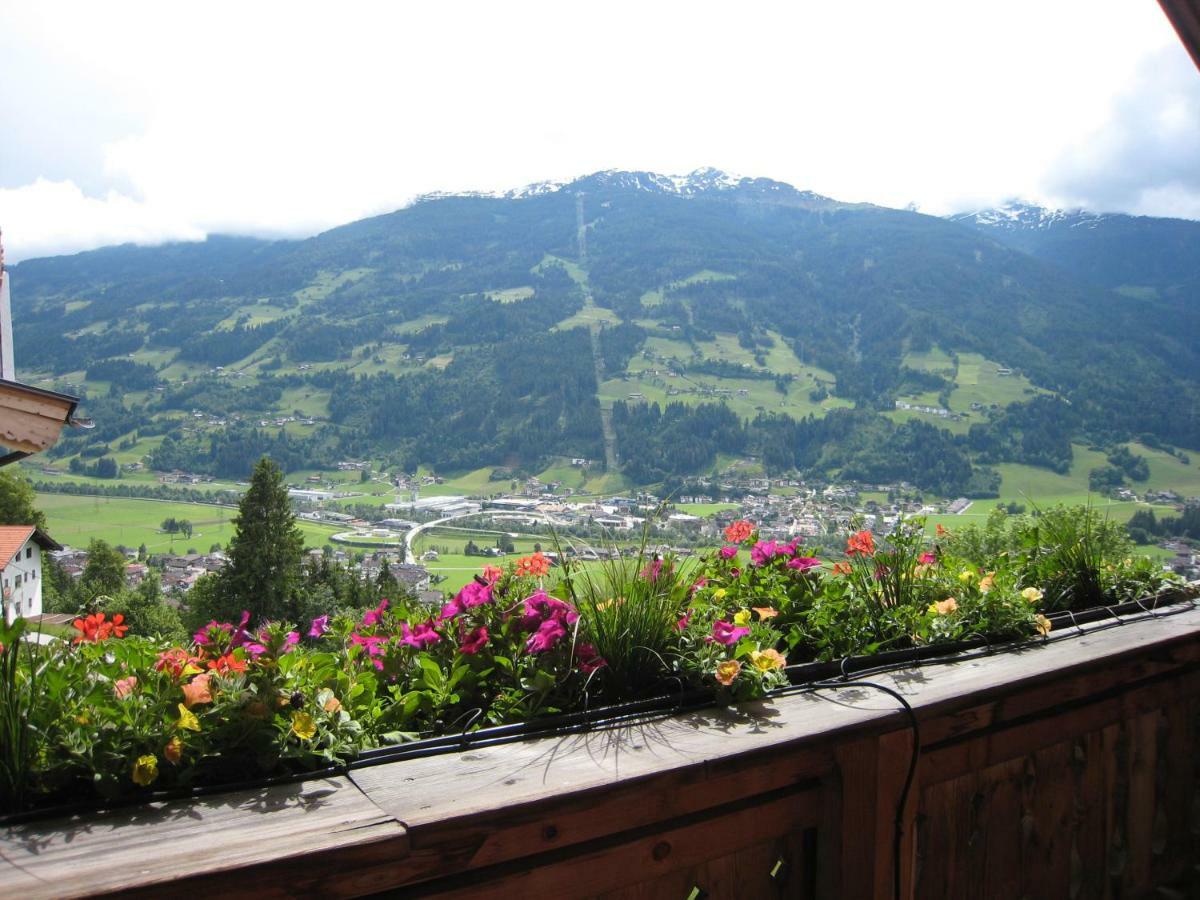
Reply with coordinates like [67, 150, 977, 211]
[0, 525, 62, 625]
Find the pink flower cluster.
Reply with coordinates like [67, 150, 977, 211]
[521, 589, 579, 653]
[438, 580, 493, 622]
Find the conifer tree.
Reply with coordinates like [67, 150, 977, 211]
[221, 457, 304, 622]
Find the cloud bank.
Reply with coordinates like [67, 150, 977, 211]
[0, 1, 1193, 261]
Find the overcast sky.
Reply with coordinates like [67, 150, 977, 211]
[2, 1, 1198, 262]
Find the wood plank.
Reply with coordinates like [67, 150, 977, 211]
[410, 787, 820, 899]
[0, 777, 407, 900]
[1018, 740, 1074, 899]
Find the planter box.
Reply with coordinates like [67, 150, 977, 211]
[3, 602, 1200, 899]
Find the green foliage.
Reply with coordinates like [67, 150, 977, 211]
[0, 470, 46, 530]
[79, 539, 128, 605]
[219, 457, 305, 621]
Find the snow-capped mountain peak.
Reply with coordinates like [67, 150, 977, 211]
[948, 200, 1108, 231]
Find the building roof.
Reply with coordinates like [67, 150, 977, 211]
[0, 525, 61, 569]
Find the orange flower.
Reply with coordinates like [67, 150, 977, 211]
[723, 520, 754, 544]
[164, 737, 183, 765]
[207, 652, 247, 675]
[181, 674, 213, 708]
[324, 695, 343, 713]
[156, 647, 203, 679]
[978, 572, 995, 594]
[516, 552, 551, 578]
[481, 565, 504, 584]
[928, 597, 959, 616]
[715, 659, 741, 686]
[831, 561, 853, 576]
[845, 530, 875, 557]
[71, 612, 129, 644]
[752, 606, 779, 620]
[936, 524, 948, 537]
[750, 649, 787, 671]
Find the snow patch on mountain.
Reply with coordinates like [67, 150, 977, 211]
[949, 200, 1109, 231]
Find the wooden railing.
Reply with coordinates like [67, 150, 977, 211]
[3, 603, 1200, 899]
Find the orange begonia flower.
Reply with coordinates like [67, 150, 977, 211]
[181, 674, 213, 708]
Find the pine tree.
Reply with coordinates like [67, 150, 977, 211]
[220, 457, 304, 622]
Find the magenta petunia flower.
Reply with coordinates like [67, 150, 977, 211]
[437, 598, 464, 622]
[525, 618, 567, 653]
[400, 620, 441, 649]
[750, 541, 780, 566]
[919, 552, 937, 565]
[719, 545, 739, 559]
[640, 558, 664, 582]
[675, 609, 692, 631]
[576, 642, 607, 674]
[362, 599, 389, 627]
[520, 590, 578, 631]
[350, 632, 387, 657]
[787, 556, 822, 572]
[459, 626, 490, 655]
[456, 580, 493, 609]
[709, 620, 751, 646]
[308, 615, 330, 638]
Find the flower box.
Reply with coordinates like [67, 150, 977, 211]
[3, 595, 1199, 899]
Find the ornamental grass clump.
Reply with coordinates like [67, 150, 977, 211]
[555, 533, 693, 700]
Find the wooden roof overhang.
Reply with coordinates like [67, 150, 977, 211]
[1160, 0, 1200, 71]
[0, 379, 80, 467]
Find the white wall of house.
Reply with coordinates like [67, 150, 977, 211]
[2, 539, 43, 625]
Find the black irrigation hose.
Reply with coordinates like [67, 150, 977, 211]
[2, 589, 1196, 829]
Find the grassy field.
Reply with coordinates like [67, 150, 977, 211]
[36, 494, 339, 553]
[674, 502, 740, 517]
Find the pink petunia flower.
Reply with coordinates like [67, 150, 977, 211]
[308, 615, 330, 638]
[458, 625, 490, 655]
[719, 545, 739, 559]
[709, 620, 751, 646]
[362, 599, 389, 627]
[400, 620, 441, 649]
[787, 556, 822, 572]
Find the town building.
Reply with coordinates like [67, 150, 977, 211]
[0, 526, 62, 625]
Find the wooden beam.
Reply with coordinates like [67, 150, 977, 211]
[1160, 0, 1200, 72]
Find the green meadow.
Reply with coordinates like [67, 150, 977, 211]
[36, 494, 339, 553]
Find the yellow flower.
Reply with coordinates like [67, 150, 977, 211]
[131, 754, 159, 786]
[957, 569, 975, 584]
[928, 597, 959, 616]
[164, 737, 183, 765]
[749, 649, 786, 672]
[978, 572, 995, 594]
[733, 609, 751, 627]
[715, 659, 741, 686]
[176, 703, 201, 732]
[1034, 614, 1052, 636]
[1021, 587, 1044, 604]
[291, 711, 317, 740]
[713, 588, 727, 600]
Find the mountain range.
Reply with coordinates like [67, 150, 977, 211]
[9, 169, 1200, 494]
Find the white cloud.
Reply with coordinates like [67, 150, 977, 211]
[0, 0, 1191, 261]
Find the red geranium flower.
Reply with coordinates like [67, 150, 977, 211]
[845, 530, 876, 557]
[723, 520, 754, 544]
[72, 612, 128, 644]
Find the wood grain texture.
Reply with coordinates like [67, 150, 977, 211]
[0, 777, 406, 900]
